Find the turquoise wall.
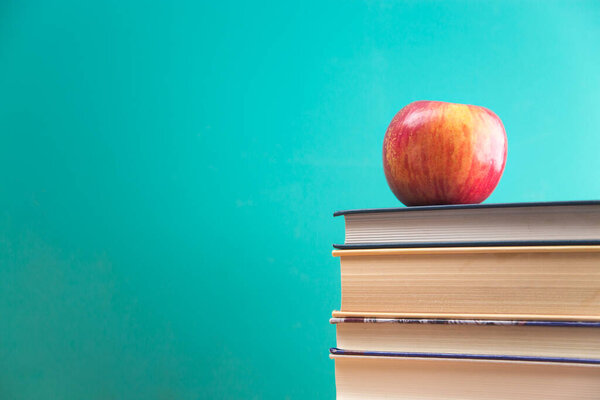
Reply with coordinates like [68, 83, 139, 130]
[1, 1, 599, 398]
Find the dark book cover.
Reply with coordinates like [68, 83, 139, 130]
[329, 348, 600, 365]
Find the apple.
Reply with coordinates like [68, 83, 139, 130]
[383, 100, 507, 206]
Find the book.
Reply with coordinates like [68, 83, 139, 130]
[333, 200, 600, 249]
[333, 246, 600, 318]
[331, 317, 600, 360]
[331, 354, 600, 399]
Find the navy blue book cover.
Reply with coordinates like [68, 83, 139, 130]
[329, 348, 600, 365]
[334, 200, 600, 216]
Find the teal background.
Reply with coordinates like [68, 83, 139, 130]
[1, 1, 599, 398]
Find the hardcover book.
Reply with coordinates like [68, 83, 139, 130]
[331, 317, 600, 359]
[334, 200, 600, 249]
[333, 246, 600, 318]
[331, 354, 600, 399]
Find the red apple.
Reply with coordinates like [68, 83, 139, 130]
[383, 100, 507, 206]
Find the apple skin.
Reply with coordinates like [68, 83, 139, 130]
[383, 100, 507, 206]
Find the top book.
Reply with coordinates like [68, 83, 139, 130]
[334, 200, 600, 249]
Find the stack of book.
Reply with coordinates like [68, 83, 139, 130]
[329, 201, 600, 399]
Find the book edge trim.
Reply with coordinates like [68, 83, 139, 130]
[333, 240, 600, 250]
[331, 245, 600, 256]
[328, 317, 600, 327]
[329, 348, 600, 365]
[330, 310, 600, 322]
